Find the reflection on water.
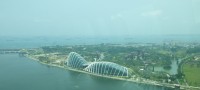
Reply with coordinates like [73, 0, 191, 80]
[154, 60, 182, 75]
[0, 54, 173, 90]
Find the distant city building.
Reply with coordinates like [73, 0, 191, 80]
[65, 52, 129, 77]
[84, 62, 128, 77]
[66, 52, 87, 69]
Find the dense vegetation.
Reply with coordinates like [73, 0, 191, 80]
[26, 42, 200, 86]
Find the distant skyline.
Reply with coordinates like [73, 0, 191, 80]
[0, 0, 200, 37]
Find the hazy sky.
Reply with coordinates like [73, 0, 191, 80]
[0, 0, 200, 37]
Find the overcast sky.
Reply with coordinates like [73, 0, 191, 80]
[0, 0, 200, 37]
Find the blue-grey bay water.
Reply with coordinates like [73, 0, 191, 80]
[0, 54, 174, 90]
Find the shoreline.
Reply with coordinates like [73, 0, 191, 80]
[26, 54, 200, 90]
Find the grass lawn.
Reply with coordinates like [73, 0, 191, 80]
[183, 63, 200, 87]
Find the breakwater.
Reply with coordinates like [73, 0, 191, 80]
[0, 49, 20, 54]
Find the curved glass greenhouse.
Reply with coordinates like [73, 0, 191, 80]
[84, 62, 128, 77]
[66, 52, 87, 69]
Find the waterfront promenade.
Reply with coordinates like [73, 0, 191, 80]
[26, 55, 200, 90]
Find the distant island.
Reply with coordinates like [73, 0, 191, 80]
[13, 41, 200, 89]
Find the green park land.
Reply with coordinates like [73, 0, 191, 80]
[183, 61, 200, 87]
[22, 41, 200, 87]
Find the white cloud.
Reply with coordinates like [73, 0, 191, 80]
[111, 13, 123, 20]
[195, 16, 200, 23]
[141, 10, 162, 17]
[33, 17, 41, 23]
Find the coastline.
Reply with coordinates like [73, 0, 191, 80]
[25, 54, 200, 90]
